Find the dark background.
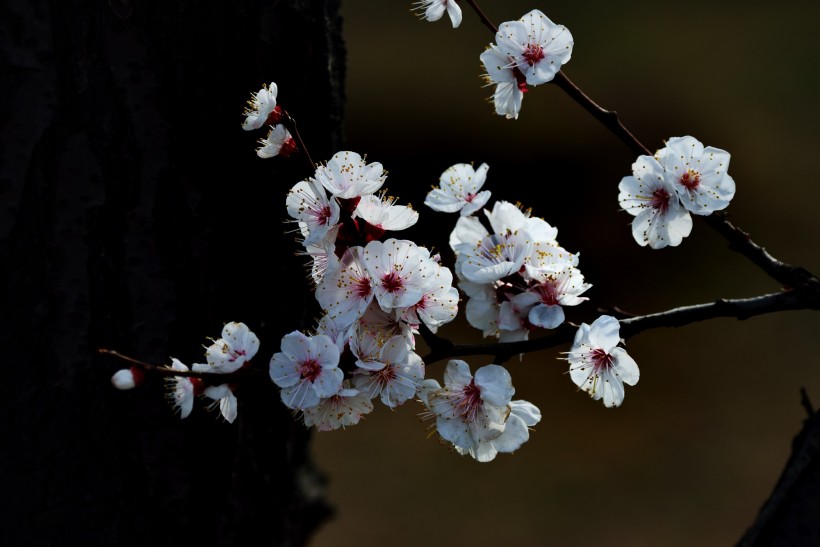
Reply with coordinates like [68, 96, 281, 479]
[313, 2, 820, 546]
[2, 0, 818, 546]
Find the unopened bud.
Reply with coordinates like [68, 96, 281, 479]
[111, 367, 145, 390]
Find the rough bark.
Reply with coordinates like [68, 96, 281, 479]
[737, 394, 820, 547]
[1, 0, 344, 545]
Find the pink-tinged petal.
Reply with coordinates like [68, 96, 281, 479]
[443, 359, 473, 389]
[474, 364, 514, 407]
[445, 0, 462, 27]
[610, 347, 640, 386]
[312, 367, 344, 398]
[269, 353, 301, 388]
[461, 190, 492, 216]
[528, 303, 565, 329]
[281, 381, 320, 410]
[279, 331, 311, 362]
[587, 315, 621, 351]
[480, 46, 516, 84]
[312, 334, 341, 369]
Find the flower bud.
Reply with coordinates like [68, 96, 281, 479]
[111, 367, 144, 390]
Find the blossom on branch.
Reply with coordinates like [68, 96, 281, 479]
[618, 155, 693, 249]
[425, 162, 492, 216]
[257, 124, 297, 159]
[242, 82, 281, 131]
[619, 136, 735, 249]
[566, 315, 639, 408]
[495, 9, 573, 87]
[412, 0, 462, 28]
[269, 331, 344, 410]
[203, 384, 239, 423]
[656, 136, 736, 215]
[420, 360, 540, 462]
[302, 382, 374, 431]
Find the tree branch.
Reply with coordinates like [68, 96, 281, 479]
[422, 290, 820, 365]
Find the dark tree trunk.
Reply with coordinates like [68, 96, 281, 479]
[1, 1, 344, 545]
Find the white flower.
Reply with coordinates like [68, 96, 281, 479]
[314, 151, 386, 199]
[511, 266, 591, 329]
[257, 124, 297, 158]
[566, 315, 639, 408]
[286, 179, 340, 247]
[413, 0, 462, 28]
[242, 82, 280, 131]
[269, 331, 344, 410]
[354, 193, 419, 232]
[480, 45, 526, 119]
[167, 358, 196, 419]
[655, 136, 736, 215]
[618, 155, 693, 249]
[315, 246, 374, 329]
[362, 238, 437, 312]
[399, 261, 459, 333]
[453, 400, 541, 461]
[203, 384, 238, 423]
[495, 10, 573, 86]
[302, 383, 374, 431]
[196, 322, 260, 374]
[425, 163, 492, 216]
[457, 230, 534, 284]
[353, 335, 425, 408]
[424, 360, 514, 459]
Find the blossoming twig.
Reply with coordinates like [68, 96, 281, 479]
[98, 349, 263, 380]
[462, 0, 815, 292]
[421, 289, 820, 364]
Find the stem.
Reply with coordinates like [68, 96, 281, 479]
[551, 71, 650, 157]
[422, 290, 820, 364]
[462, 0, 497, 34]
[98, 349, 263, 381]
[281, 111, 316, 171]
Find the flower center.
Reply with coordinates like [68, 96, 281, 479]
[591, 348, 613, 372]
[381, 271, 404, 293]
[679, 169, 701, 190]
[523, 43, 545, 66]
[457, 380, 483, 422]
[299, 359, 322, 382]
[650, 187, 671, 213]
[317, 206, 332, 226]
[535, 278, 559, 306]
[374, 365, 397, 386]
[353, 276, 372, 299]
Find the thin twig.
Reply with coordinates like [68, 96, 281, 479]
[281, 111, 316, 171]
[422, 290, 820, 364]
[462, 0, 497, 33]
[98, 349, 263, 381]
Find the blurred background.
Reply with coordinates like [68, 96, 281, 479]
[311, 1, 820, 546]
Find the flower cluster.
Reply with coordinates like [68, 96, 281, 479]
[268, 149, 464, 433]
[110, 322, 260, 423]
[241, 82, 298, 158]
[618, 136, 736, 249]
[431, 164, 591, 342]
[480, 9, 574, 119]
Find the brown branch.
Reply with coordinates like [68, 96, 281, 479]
[462, 0, 497, 34]
[422, 290, 820, 365]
